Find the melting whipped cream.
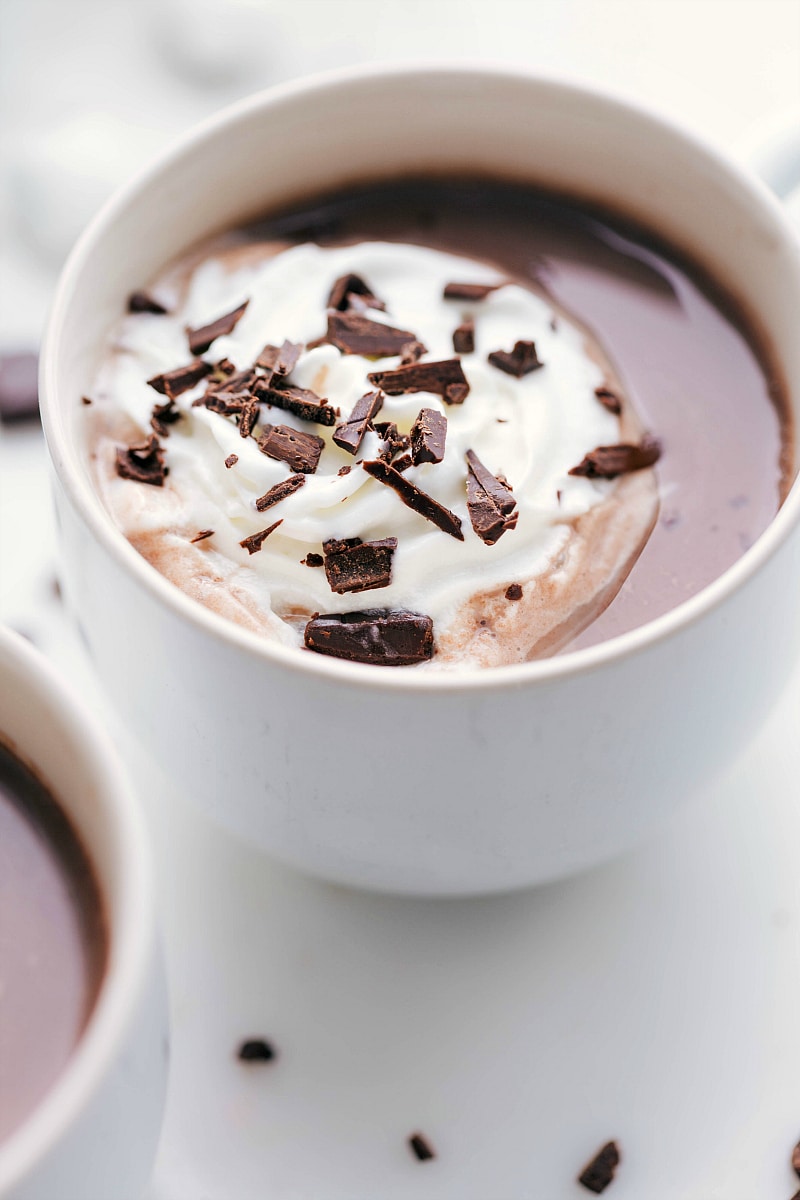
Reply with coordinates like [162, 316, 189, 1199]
[90, 240, 634, 652]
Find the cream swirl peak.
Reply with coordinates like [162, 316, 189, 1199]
[87, 240, 660, 667]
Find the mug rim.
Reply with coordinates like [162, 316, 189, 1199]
[0, 627, 157, 1194]
[39, 60, 800, 694]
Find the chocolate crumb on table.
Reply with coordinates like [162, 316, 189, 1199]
[187, 300, 249, 356]
[237, 1038, 276, 1063]
[115, 435, 167, 486]
[578, 1140, 620, 1193]
[488, 339, 543, 378]
[408, 1132, 436, 1161]
[304, 610, 434, 666]
[0, 352, 39, 424]
[368, 358, 470, 405]
[239, 520, 283, 555]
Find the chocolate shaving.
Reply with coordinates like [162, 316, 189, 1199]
[324, 311, 418, 357]
[374, 421, 410, 464]
[327, 273, 385, 312]
[258, 424, 324, 474]
[453, 318, 475, 354]
[187, 300, 249, 356]
[204, 364, 254, 396]
[505, 583, 523, 601]
[257, 381, 337, 426]
[0, 353, 39, 424]
[148, 359, 212, 400]
[303, 553, 324, 567]
[569, 438, 661, 479]
[190, 529, 214, 543]
[363, 459, 463, 540]
[322, 537, 397, 594]
[408, 1133, 436, 1161]
[595, 386, 622, 415]
[410, 408, 447, 465]
[443, 281, 499, 301]
[304, 610, 434, 666]
[238, 395, 260, 439]
[465, 449, 518, 545]
[115, 434, 167, 486]
[578, 1141, 620, 1194]
[368, 359, 469, 405]
[127, 290, 168, 315]
[255, 472, 306, 512]
[237, 1039, 276, 1063]
[392, 453, 413, 472]
[255, 339, 302, 379]
[150, 398, 182, 437]
[225, 454, 238, 468]
[239, 519, 283, 555]
[193, 390, 251, 416]
[400, 340, 427, 365]
[488, 340, 543, 378]
[333, 390, 384, 455]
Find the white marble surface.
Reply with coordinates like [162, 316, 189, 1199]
[2, 1, 800, 1196]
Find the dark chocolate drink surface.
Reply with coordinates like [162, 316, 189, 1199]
[0, 741, 106, 1142]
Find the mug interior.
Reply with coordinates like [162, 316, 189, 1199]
[41, 64, 800, 687]
[0, 629, 152, 1192]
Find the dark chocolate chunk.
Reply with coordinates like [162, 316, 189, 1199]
[190, 529, 214, 543]
[392, 453, 413, 472]
[324, 311, 418, 357]
[115, 434, 167, 486]
[238, 395, 260, 439]
[792, 1136, 800, 1179]
[578, 1141, 620, 1194]
[368, 359, 469, 405]
[505, 583, 523, 601]
[400, 340, 427, 364]
[187, 300, 249, 356]
[237, 1038, 276, 1063]
[150, 398, 182, 437]
[363, 459, 463, 540]
[322, 537, 397, 594]
[410, 408, 447, 465]
[225, 453, 238, 468]
[255, 339, 302, 379]
[0, 352, 39, 424]
[465, 449, 518, 545]
[488, 339, 543, 378]
[258, 424, 324, 474]
[239, 519, 283, 555]
[569, 438, 661, 479]
[303, 552, 324, 567]
[148, 359, 212, 400]
[408, 1133, 436, 1161]
[193, 389, 251, 416]
[304, 610, 434, 666]
[374, 421, 410, 464]
[595, 386, 622, 415]
[204, 364, 254, 397]
[333, 390, 384, 454]
[255, 472, 306, 512]
[443, 281, 499, 301]
[127, 290, 168, 315]
[257, 381, 336, 426]
[327, 273, 385, 312]
[453, 318, 475, 355]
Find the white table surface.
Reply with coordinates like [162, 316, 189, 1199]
[2, 2, 800, 1197]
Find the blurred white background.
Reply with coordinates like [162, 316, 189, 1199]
[1, 0, 799, 349]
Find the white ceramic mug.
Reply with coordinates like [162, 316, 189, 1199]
[0, 627, 167, 1199]
[41, 65, 800, 895]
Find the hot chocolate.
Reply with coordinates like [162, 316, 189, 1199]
[0, 741, 106, 1143]
[84, 180, 791, 667]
